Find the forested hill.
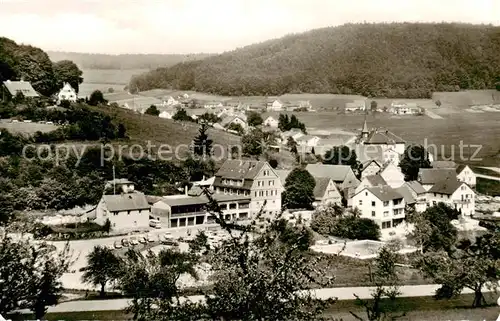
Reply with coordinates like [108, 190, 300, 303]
[47, 51, 212, 70]
[129, 23, 500, 98]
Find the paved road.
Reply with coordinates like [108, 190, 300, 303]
[476, 174, 500, 182]
[41, 284, 496, 313]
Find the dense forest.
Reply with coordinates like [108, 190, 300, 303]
[129, 23, 500, 98]
[0, 37, 83, 95]
[47, 51, 212, 70]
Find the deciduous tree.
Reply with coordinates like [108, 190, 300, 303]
[53, 60, 84, 93]
[246, 111, 263, 127]
[145, 105, 160, 116]
[282, 167, 315, 209]
[399, 144, 431, 181]
[81, 245, 122, 297]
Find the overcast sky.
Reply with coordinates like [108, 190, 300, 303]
[0, 0, 498, 54]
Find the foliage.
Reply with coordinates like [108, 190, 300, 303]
[81, 245, 123, 297]
[416, 232, 500, 308]
[311, 205, 381, 240]
[129, 23, 500, 98]
[322, 145, 360, 177]
[370, 100, 377, 111]
[246, 111, 263, 127]
[188, 230, 210, 255]
[268, 158, 278, 169]
[0, 231, 71, 318]
[182, 157, 215, 182]
[145, 105, 160, 116]
[241, 128, 265, 157]
[435, 100, 442, 107]
[351, 245, 402, 321]
[287, 136, 298, 154]
[52, 60, 84, 93]
[282, 167, 316, 209]
[88, 90, 106, 106]
[496, 81, 500, 91]
[399, 144, 431, 181]
[227, 122, 244, 135]
[278, 114, 306, 133]
[191, 123, 213, 159]
[198, 112, 220, 124]
[407, 203, 459, 253]
[172, 108, 194, 122]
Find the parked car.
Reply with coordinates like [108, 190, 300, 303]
[114, 241, 122, 249]
[138, 236, 147, 244]
[121, 239, 130, 247]
[161, 235, 178, 246]
[146, 234, 155, 242]
[130, 237, 139, 246]
[149, 219, 161, 229]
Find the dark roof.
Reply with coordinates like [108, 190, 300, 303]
[3, 80, 39, 97]
[365, 129, 405, 144]
[404, 181, 426, 194]
[363, 185, 404, 202]
[428, 178, 463, 195]
[419, 168, 457, 185]
[455, 164, 467, 175]
[431, 161, 457, 169]
[103, 192, 150, 212]
[365, 174, 387, 186]
[215, 160, 267, 180]
[305, 164, 353, 182]
[313, 177, 332, 199]
[394, 185, 416, 204]
[159, 195, 208, 207]
[361, 159, 382, 170]
[220, 115, 246, 127]
[211, 193, 251, 202]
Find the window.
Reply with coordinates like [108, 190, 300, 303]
[224, 188, 228, 194]
[383, 211, 389, 217]
[359, 200, 363, 205]
[371, 201, 376, 207]
[393, 198, 402, 205]
[371, 211, 375, 217]
[365, 192, 368, 196]
[127, 210, 131, 215]
[266, 191, 268, 196]
[383, 201, 389, 206]
[254, 191, 257, 197]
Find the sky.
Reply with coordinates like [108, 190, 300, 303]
[0, 0, 499, 54]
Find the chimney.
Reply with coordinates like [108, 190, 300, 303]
[202, 175, 205, 181]
[185, 185, 188, 196]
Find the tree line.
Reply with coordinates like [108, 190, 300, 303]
[129, 23, 500, 98]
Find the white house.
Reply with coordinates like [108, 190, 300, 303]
[280, 128, 305, 143]
[455, 165, 476, 188]
[352, 185, 406, 230]
[268, 99, 283, 111]
[295, 135, 320, 148]
[57, 82, 77, 104]
[220, 115, 248, 130]
[264, 116, 279, 128]
[152, 195, 210, 228]
[159, 110, 174, 119]
[360, 160, 382, 178]
[95, 193, 150, 231]
[426, 178, 475, 216]
[390, 101, 422, 115]
[379, 163, 405, 188]
[165, 96, 179, 106]
[182, 93, 189, 99]
[204, 101, 224, 109]
[313, 177, 342, 207]
[345, 100, 367, 112]
[398, 181, 428, 212]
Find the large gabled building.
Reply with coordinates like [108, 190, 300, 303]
[213, 160, 282, 219]
[2, 80, 39, 101]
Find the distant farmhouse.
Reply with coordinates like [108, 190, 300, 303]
[345, 99, 367, 112]
[390, 101, 423, 115]
[2, 80, 39, 102]
[57, 82, 77, 104]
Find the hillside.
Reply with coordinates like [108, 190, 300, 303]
[129, 23, 500, 98]
[47, 51, 212, 70]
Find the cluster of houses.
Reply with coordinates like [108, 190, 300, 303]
[1, 79, 80, 106]
[91, 120, 477, 236]
[344, 98, 424, 115]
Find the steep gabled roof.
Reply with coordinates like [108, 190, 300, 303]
[365, 174, 387, 186]
[404, 181, 426, 194]
[428, 178, 463, 195]
[160, 195, 208, 207]
[103, 192, 150, 212]
[215, 160, 267, 180]
[359, 185, 404, 202]
[455, 164, 468, 175]
[305, 164, 352, 182]
[313, 177, 333, 199]
[3, 80, 39, 97]
[365, 129, 405, 144]
[419, 168, 456, 185]
[394, 185, 416, 204]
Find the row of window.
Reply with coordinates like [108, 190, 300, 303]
[222, 179, 243, 186]
[257, 180, 275, 187]
[255, 190, 279, 197]
[359, 199, 391, 207]
[220, 188, 251, 196]
[109, 209, 150, 216]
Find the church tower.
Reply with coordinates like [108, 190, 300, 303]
[360, 116, 369, 141]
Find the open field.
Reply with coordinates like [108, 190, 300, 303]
[8, 293, 499, 321]
[472, 167, 500, 178]
[82, 69, 149, 85]
[79, 83, 126, 98]
[0, 120, 58, 134]
[477, 178, 500, 196]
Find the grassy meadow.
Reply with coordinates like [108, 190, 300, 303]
[78, 68, 149, 98]
[0, 120, 58, 134]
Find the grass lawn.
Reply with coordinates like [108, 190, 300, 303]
[8, 293, 498, 321]
[82, 69, 149, 85]
[92, 105, 241, 161]
[472, 166, 500, 178]
[476, 177, 500, 196]
[0, 120, 58, 134]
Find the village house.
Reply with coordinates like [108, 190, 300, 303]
[390, 101, 423, 115]
[345, 99, 367, 112]
[204, 101, 224, 109]
[312, 177, 342, 207]
[352, 185, 406, 230]
[280, 128, 305, 143]
[360, 160, 382, 178]
[355, 174, 387, 195]
[165, 96, 179, 106]
[159, 110, 174, 119]
[305, 164, 360, 190]
[213, 160, 282, 219]
[455, 164, 477, 188]
[2, 80, 39, 101]
[358, 121, 406, 156]
[425, 178, 475, 216]
[397, 181, 428, 212]
[263, 116, 279, 128]
[379, 163, 405, 189]
[57, 82, 77, 104]
[152, 193, 210, 228]
[295, 135, 321, 149]
[94, 179, 150, 230]
[219, 115, 248, 130]
[267, 99, 284, 111]
[418, 168, 457, 191]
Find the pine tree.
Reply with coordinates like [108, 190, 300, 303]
[192, 123, 213, 158]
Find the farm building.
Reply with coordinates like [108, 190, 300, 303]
[2, 80, 39, 101]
